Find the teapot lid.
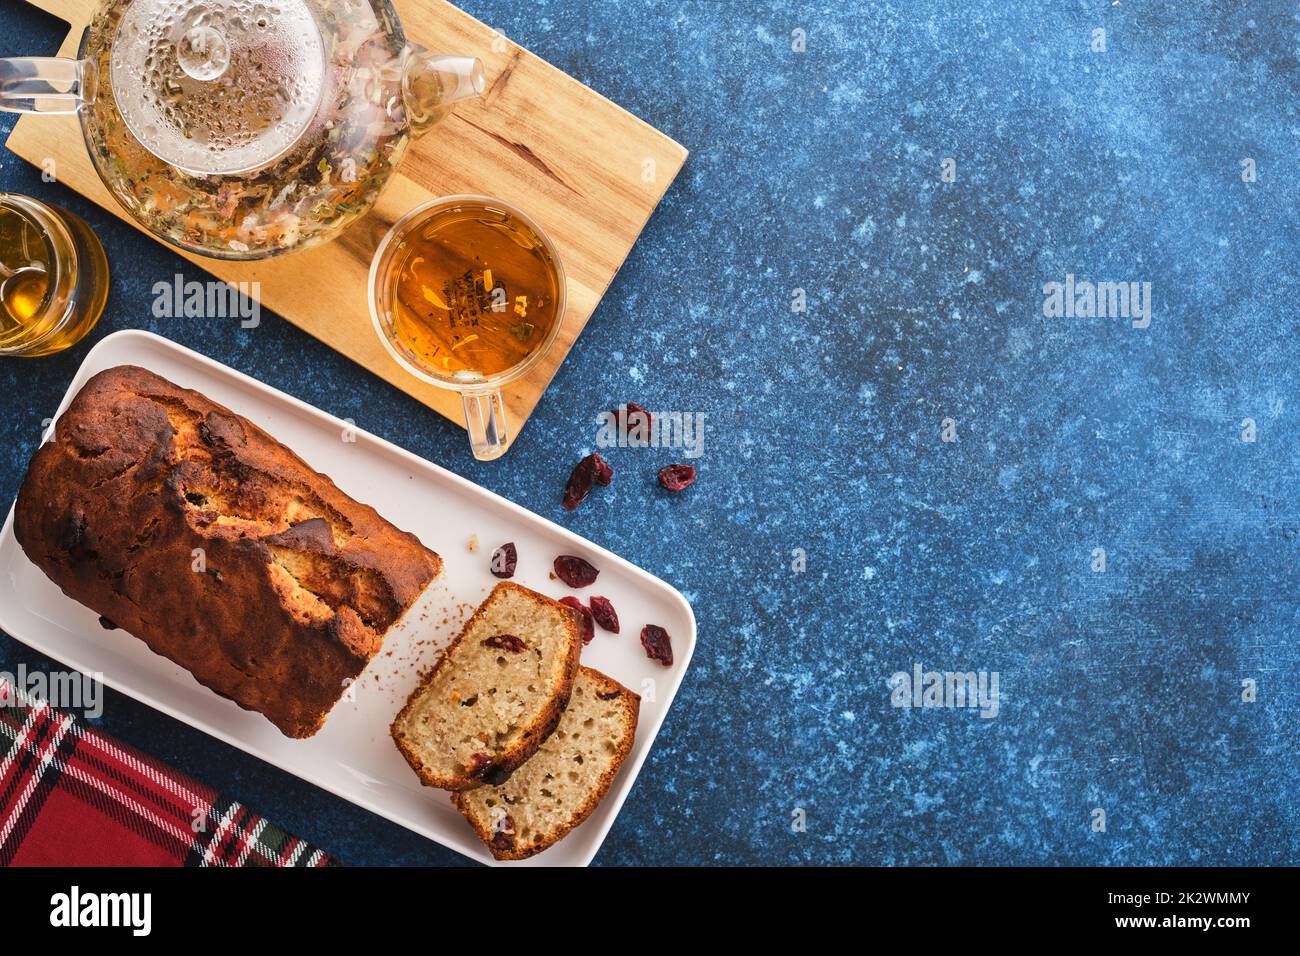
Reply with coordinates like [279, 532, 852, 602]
[110, 0, 325, 176]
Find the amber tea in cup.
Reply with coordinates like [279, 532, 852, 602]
[371, 195, 566, 460]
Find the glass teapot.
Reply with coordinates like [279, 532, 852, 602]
[0, 0, 483, 260]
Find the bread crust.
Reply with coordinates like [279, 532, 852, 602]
[390, 581, 583, 791]
[453, 667, 640, 861]
[13, 365, 442, 738]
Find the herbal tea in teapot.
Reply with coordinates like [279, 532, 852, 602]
[0, 0, 483, 260]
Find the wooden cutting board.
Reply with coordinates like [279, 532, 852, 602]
[5, 0, 687, 452]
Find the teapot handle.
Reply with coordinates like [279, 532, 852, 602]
[0, 58, 96, 114]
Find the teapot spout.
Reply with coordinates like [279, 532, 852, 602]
[403, 49, 485, 137]
[0, 57, 96, 115]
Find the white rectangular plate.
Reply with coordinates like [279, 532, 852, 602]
[0, 330, 695, 866]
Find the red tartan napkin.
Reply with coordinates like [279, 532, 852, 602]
[0, 678, 336, 867]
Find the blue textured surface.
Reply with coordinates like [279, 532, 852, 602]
[2, 1, 1298, 866]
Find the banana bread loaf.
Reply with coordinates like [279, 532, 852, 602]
[13, 365, 442, 738]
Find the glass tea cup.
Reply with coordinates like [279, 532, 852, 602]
[369, 195, 567, 460]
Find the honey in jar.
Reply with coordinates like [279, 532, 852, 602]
[0, 194, 110, 357]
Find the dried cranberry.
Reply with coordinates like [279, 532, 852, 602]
[492, 816, 516, 853]
[466, 752, 493, 775]
[589, 596, 620, 634]
[490, 542, 517, 578]
[562, 455, 596, 510]
[592, 453, 613, 486]
[615, 402, 654, 442]
[483, 634, 527, 653]
[597, 689, 621, 700]
[658, 463, 697, 492]
[554, 555, 599, 588]
[559, 596, 595, 645]
[640, 624, 673, 666]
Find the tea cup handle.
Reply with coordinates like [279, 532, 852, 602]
[462, 390, 509, 461]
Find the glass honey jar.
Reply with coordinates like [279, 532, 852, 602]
[0, 193, 109, 357]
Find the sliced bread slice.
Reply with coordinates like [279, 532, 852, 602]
[391, 581, 582, 790]
[453, 667, 640, 860]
